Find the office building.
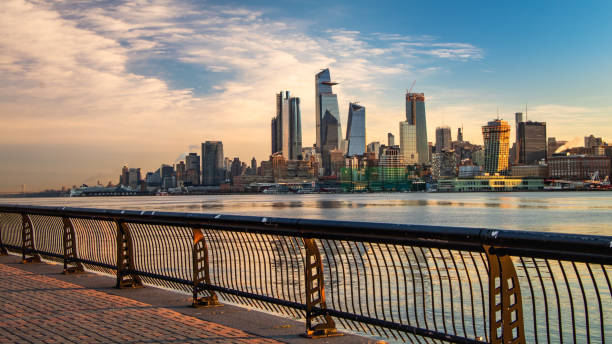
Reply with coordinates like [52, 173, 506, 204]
[346, 103, 366, 156]
[517, 121, 547, 164]
[202, 141, 224, 185]
[482, 119, 511, 174]
[185, 153, 200, 185]
[367, 142, 381, 159]
[399, 121, 418, 164]
[435, 126, 452, 152]
[457, 127, 464, 142]
[585, 135, 604, 149]
[547, 138, 567, 158]
[388, 133, 395, 146]
[271, 91, 302, 160]
[315, 69, 341, 153]
[406, 92, 428, 163]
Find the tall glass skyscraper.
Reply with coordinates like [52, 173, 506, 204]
[345, 103, 366, 156]
[202, 141, 224, 185]
[315, 69, 341, 153]
[399, 121, 418, 164]
[482, 119, 511, 174]
[271, 91, 302, 160]
[406, 92, 428, 164]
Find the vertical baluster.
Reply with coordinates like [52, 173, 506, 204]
[192, 227, 220, 307]
[115, 220, 142, 288]
[21, 213, 41, 264]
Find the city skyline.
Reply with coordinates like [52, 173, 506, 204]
[1, 0, 611, 191]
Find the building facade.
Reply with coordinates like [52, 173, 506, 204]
[406, 92, 428, 164]
[517, 121, 547, 164]
[271, 91, 302, 160]
[315, 69, 341, 153]
[435, 126, 452, 153]
[345, 103, 366, 156]
[202, 141, 225, 185]
[548, 154, 611, 180]
[482, 119, 511, 174]
[399, 121, 418, 164]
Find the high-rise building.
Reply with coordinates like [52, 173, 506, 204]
[315, 69, 341, 153]
[366, 142, 381, 159]
[345, 103, 366, 156]
[202, 141, 224, 185]
[457, 127, 464, 143]
[585, 135, 604, 149]
[514, 112, 525, 163]
[435, 126, 452, 153]
[128, 168, 141, 190]
[271, 91, 302, 160]
[388, 133, 395, 146]
[406, 92, 428, 164]
[517, 121, 547, 164]
[251, 157, 257, 170]
[185, 153, 200, 185]
[482, 119, 511, 174]
[399, 121, 418, 164]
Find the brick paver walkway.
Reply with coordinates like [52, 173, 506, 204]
[0, 263, 283, 343]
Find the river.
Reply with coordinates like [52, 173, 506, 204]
[2, 191, 611, 235]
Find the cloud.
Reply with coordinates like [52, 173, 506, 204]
[0, 0, 484, 191]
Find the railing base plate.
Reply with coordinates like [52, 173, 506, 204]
[117, 280, 144, 289]
[301, 329, 343, 339]
[22, 256, 41, 264]
[63, 267, 84, 275]
[192, 297, 222, 308]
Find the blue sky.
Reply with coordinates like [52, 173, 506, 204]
[0, 0, 610, 191]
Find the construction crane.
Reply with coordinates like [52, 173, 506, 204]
[407, 80, 416, 94]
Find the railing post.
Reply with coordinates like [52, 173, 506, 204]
[484, 245, 525, 344]
[62, 217, 84, 274]
[115, 220, 142, 288]
[21, 213, 41, 264]
[302, 238, 341, 338]
[192, 228, 220, 307]
[0, 215, 8, 256]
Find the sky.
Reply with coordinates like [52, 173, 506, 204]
[1, 0, 611, 192]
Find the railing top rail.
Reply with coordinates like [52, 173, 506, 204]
[1, 204, 610, 263]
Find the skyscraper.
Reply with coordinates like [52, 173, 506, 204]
[399, 121, 418, 164]
[185, 153, 200, 186]
[388, 133, 395, 146]
[202, 141, 224, 185]
[271, 91, 302, 160]
[406, 92, 428, 164]
[435, 126, 452, 152]
[514, 112, 524, 163]
[482, 119, 511, 174]
[345, 103, 366, 156]
[457, 127, 464, 142]
[315, 69, 341, 153]
[517, 121, 547, 164]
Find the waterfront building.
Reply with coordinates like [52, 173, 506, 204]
[510, 164, 548, 178]
[120, 165, 129, 187]
[271, 91, 302, 160]
[346, 103, 366, 156]
[406, 92, 428, 164]
[514, 112, 524, 163]
[387, 133, 395, 146]
[482, 119, 511, 174]
[380, 146, 404, 182]
[175, 162, 185, 184]
[185, 153, 200, 185]
[458, 165, 482, 178]
[367, 142, 381, 159]
[517, 121, 547, 164]
[315, 69, 341, 153]
[548, 154, 611, 180]
[399, 121, 418, 164]
[128, 168, 141, 190]
[251, 157, 257, 171]
[437, 176, 544, 192]
[435, 126, 452, 153]
[202, 141, 225, 186]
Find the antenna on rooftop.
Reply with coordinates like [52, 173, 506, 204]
[407, 80, 416, 94]
[525, 102, 528, 121]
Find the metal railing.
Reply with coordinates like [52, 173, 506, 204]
[0, 204, 610, 343]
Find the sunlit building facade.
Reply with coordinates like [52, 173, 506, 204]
[406, 92, 428, 164]
[399, 121, 418, 164]
[271, 91, 302, 160]
[315, 69, 341, 153]
[482, 119, 511, 174]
